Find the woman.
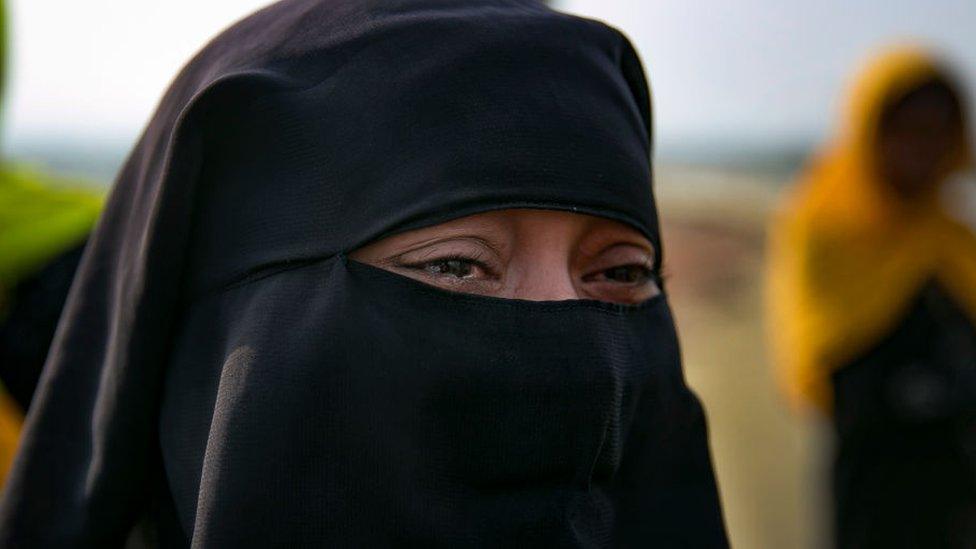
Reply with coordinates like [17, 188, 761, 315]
[768, 47, 976, 547]
[0, 0, 727, 546]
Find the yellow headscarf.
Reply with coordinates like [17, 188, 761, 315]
[767, 46, 976, 414]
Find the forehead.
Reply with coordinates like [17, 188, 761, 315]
[883, 80, 961, 125]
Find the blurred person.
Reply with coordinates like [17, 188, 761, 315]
[767, 46, 976, 548]
[0, 0, 102, 484]
[0, 0, 728, 546]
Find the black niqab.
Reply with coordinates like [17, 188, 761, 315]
[0, 0, 727, 546]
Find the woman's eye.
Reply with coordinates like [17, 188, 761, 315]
[421, 258, 478, 278]
[601, 264, 653, 284]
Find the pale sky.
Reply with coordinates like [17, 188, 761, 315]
[3, 0, 975, 152]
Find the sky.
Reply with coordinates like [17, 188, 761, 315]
[3, 0, 975, 156]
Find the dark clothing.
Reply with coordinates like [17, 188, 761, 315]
[832, 282, 976, 548]
[0, 245, 85, 411]
[0, 1, 727, 546]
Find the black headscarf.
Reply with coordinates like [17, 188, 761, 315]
[0, 0, 727, 546]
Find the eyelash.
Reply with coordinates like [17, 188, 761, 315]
[656, 265, 669, 287]
[399, 254, 497, 279]
[401, 253, 660, 286]
[586, 264, 655, 285]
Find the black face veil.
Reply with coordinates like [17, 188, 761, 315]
[0, 0, 727, 546]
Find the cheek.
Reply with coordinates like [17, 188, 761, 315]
[582, 281, 660, 305]
[347, 237, 395, 264]
[509, 270, 581, 301]
[393, 267, 507, 298]
[880, 134, 930, 178]
[880, 120, 958, 180]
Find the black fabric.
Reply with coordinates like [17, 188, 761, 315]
[0, 0, 727, 546]
[0, 243, 86, 411]
[832, 282, 976, 548]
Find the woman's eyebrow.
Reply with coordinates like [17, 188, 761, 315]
[578, 235, 656, 260]
[395, 221, 510, 255]
[396, 236, 500, 260]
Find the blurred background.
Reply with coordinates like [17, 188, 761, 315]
[3, 1, 975, 547]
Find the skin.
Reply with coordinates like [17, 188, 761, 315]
[350, 209, 661, 304]
[876, 83, 963, 199]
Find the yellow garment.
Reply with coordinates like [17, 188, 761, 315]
[0, 383, 21, 484]
[766, 47, 976, 414]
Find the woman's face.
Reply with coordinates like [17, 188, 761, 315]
[877, 82, 963, 198]
[350, 209, 660, 304]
